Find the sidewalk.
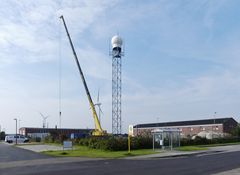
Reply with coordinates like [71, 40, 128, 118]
[124, 149, 207, 160]
[125, 144, 240, 160]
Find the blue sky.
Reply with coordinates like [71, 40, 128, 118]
[1, 0, 240, 133]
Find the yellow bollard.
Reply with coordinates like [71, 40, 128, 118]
[128, 135, 131, 153]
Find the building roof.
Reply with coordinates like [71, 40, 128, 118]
[134, 117, 237, 128]
[19, 127, 93, 132]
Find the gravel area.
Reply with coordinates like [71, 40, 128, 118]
[17, 144, 63, 152]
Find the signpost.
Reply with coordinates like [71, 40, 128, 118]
[63, 141, 73, 150]
[128, 125, 134, 153]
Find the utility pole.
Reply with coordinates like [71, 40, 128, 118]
[212, 112, 217, 140]
[18, 119, 21, 134]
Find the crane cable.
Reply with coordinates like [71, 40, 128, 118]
[58, 18, 62, 129]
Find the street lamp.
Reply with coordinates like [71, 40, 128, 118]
[14, 118, 17, 144]
[18, 119, 21, 134]
[212, 112, 217, 140]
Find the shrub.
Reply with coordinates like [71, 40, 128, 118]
[44, 135, 53, 143]
[77, 136, 152, 151]
[59, 134, 68, 143]
[131, 136, 152, 149]
[35, 137, 41, 142]
[78, 138, 89, 146]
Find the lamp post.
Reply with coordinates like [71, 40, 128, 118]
[18, 119, 21, 134]
[14, 118, 17, 144]
[212, 112, 217, 140]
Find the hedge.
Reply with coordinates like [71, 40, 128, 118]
[76, 136, 152, 151]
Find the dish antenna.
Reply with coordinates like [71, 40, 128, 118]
[39, 112, 50, 128]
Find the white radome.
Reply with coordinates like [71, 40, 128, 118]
[111, 35, 123, 48]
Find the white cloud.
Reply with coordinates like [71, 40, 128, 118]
[122, 69, 240, 129]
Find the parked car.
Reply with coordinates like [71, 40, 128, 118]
[5, 135, 29, 143]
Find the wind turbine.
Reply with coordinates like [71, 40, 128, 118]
[39, 112, 50, 128]
[94, 89, 103, 124]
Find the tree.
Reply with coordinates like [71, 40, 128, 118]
[0, 131, 6, 140]
[231, 124, 240, 137]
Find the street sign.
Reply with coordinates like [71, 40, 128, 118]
[63, 141, 73, 150]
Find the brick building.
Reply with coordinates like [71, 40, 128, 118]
[133, 117, 238, 138]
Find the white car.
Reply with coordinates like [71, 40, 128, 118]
[5, 135, 29, 143]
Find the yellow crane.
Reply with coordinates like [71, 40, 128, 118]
[60, 15, 106, 136]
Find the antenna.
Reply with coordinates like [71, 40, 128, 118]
[111, 35, 124, 134]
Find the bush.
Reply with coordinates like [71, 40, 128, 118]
[77, 136, 152, 151]
[35, 137, 41, 142]
[78, 138, 89, 146]
[59, 134, 68, 143]
[44, 135, 54, 143]
[131, 136, 152, 149]
[0, 132, 5, 140]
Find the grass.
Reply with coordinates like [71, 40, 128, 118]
[177, 146, 208, 151]
[43, 145, 157, 158]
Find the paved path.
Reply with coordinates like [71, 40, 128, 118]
[0, 142, 50, 162]
[17, 144, 63, 152]
[208, 145, 240, 153]
[125, 144, 240, 159]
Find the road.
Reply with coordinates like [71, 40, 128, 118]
[1, 142, 240, 175]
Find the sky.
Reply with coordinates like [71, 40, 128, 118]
[0, 0, 240, 134]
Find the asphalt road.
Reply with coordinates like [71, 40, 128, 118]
[1, 142, 240, 175]
[0, 142, 50, 162]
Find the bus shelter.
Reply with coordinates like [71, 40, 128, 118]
[152, 128, 181, 150]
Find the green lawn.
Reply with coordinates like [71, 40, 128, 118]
[177, 146, 208, 151]
[41, 142, 240, 157]
[43, 146, 157, 158]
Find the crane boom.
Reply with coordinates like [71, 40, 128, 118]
[60, 15, 106, 136]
